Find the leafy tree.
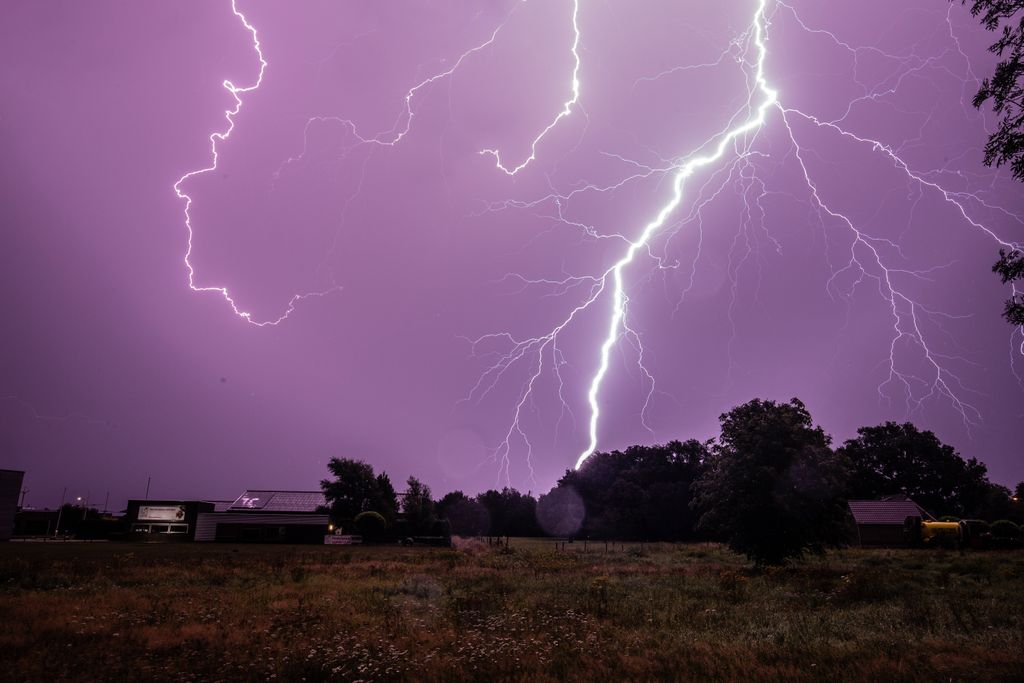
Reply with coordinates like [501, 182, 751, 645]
[838, 422, 991, 517]
[374, 472, 400, 524]
[993, 249, 1024, 325]
[955, 2, 1024, 324]
[972, 482, 1016, 521]
[320, 457, 396, 524]
[536, 486, 587, 537]
[553, 439, 709, 540]
[436, 490, 470, 518]
[693, 398, 850, 566]
[476, 488, 542, 537]
[959, 1, 1024, 181]
[402, 476, 435, 535]
[436, 490, 490, 536]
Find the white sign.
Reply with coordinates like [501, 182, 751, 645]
[139, 505, 186, 522]
[324, 534, 360, 545]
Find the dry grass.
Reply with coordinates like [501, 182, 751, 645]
[0, 539, 1022, 681]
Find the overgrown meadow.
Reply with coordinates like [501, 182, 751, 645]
[1, 540, 1022, 681]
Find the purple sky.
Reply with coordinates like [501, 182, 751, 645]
[2, 0, 1022, 511]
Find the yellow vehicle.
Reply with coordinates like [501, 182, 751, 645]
[904, 516, 964, 548]
[920, 521, 961, 546]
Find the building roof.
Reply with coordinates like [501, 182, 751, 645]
[848, 497, 934, 525]
[228, 490, 326, 513]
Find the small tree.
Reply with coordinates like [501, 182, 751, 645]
[436, 491, 489, 536]
[374, 472, 400, 525]
[321, 458, 400, 526]
[693, 398, 850, 566]
[402, 477, 435, 535]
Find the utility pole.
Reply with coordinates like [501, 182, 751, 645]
[102, 492, 109, 514]
[54, 487, 67, 538]
[144, 476, 151, 499]
[19, 488, 28, 508]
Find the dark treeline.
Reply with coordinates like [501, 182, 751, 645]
[322, 397, 1024, 558]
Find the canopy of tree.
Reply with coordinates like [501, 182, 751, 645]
[322, 398, 1022, 562]
[401, 477, 435, 535]
[838, 421, 995, 517]
[692, 398, 850, 565]
[548, 440, 708, 540]
[961, 0, 1024, 180]
[476, 488, 542, 537]
[957, 1, 1024, 324]
[435, 491, 490, 536]
[993, 248, 1024, 325]
[320, 458, 398, 525]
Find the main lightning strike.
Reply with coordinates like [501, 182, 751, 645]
[478, 0, 1022, 475]
[575, 0, 777, 467]
[179, 1, 1022, 482]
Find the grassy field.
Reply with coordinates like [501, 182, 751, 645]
[1, 539, 1022, 682]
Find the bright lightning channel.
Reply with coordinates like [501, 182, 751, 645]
[480, 0, 1021, 475]
[575, 0, 777, 468]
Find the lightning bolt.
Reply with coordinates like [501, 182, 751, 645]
[174, 0, 339, 326]
[574, 0, 778, 468]
[474, 0, 1022, 475]
[181, 1, 1022, 481]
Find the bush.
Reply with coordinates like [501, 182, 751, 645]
[354, 511, 387, 539]
[990, 519, 1020, 539]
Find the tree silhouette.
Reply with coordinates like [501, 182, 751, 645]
[436, 490, 490, 536]
[961, 1, 1024, 180]
[321, 457, 397, 526]
[993, 248, 1024, 325]
[553, 440, 709, 540]
[957, 2, 1024, 324]
[402, 476, 435, 535]
[693, 398, 850, 566]
[838, 421, 992, 517]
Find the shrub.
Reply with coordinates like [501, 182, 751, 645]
[354, 511, 387, 539]
[990, 519, 1020, 539]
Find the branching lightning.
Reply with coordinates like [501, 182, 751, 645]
[181, 1, 1022, 483]
[479, 0, 583, 176]
[174, 0, 339, 326]
[474, 0, 1022, 476]
[574, 2, 778, 467]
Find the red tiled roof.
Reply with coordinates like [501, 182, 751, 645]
[848, 499, 933, 525]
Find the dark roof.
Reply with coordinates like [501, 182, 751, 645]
[848, 498, 934, 525]
[229, 490, 326, 513]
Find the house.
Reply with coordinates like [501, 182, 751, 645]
[194, 490, 328, 543]
[848, 495, 935, 547]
